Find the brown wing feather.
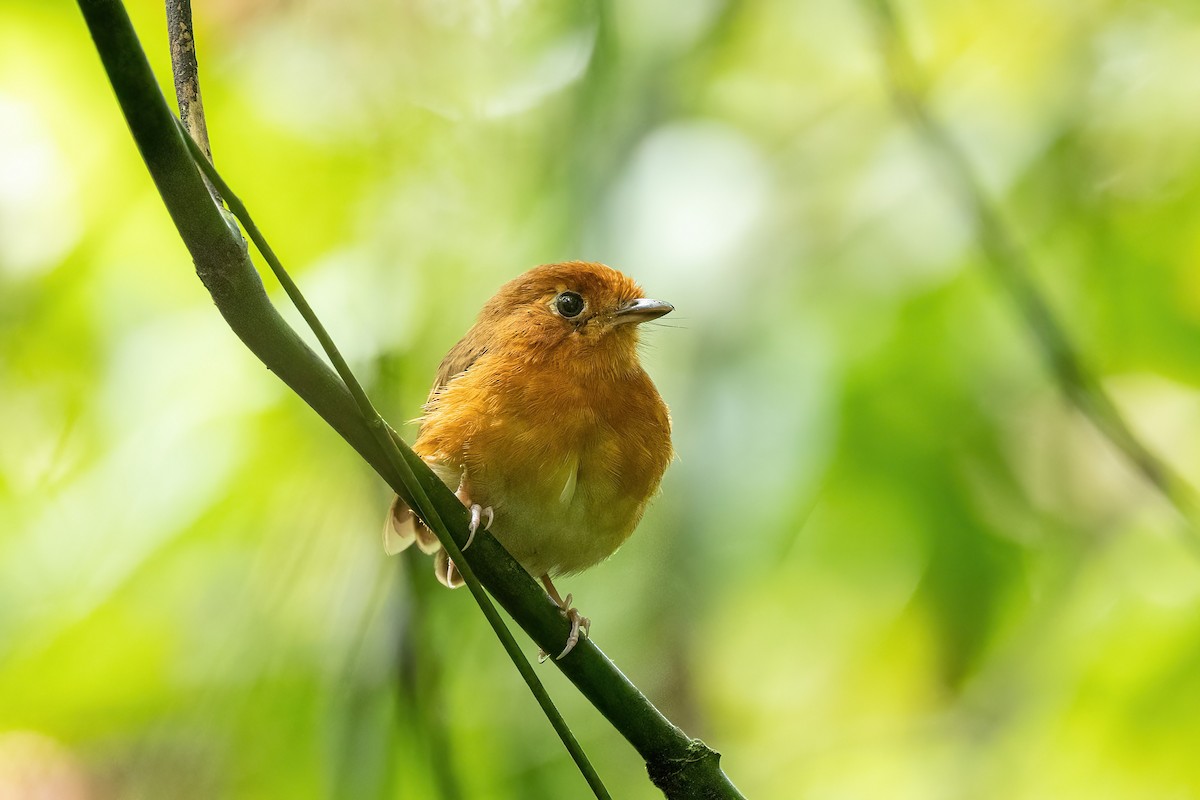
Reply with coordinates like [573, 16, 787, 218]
[382, 328, 490, 586]
[428, 332, 489, 403]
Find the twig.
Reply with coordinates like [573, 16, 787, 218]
[863, 0, 1200, 541]
[160, 2, 606, 796]
[398, 555, 465, 800]
[166, 0, 211, 160]
[180, 119, 611, 799]
[78, 0, 743, 796]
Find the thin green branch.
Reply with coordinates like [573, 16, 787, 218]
[863, 0, 1200, 541]
[76, 0, 743, 796]
[177, 121, 610, 800]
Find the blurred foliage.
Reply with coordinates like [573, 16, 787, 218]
[3, 0, 1200, 798]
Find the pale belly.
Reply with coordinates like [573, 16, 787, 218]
[472, 447, 649, 578]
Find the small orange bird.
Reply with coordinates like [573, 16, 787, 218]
[384, 261, 673, 658]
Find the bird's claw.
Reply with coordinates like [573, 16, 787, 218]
[462, 504, 494, 551]
[551, 593, 590, 660]
[536, 576, 590, 661]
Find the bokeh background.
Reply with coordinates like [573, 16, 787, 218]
[4, 0, 1200, 797]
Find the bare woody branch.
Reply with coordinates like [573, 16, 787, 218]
[166, 0, 211, 159]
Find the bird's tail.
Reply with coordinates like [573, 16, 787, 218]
[383, 496, 464, 588]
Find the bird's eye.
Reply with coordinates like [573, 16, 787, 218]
[554, 291, 585, 318]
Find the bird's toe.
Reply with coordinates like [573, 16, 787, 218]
[464, 503, 484, 550]
[556, 607, 590, 660]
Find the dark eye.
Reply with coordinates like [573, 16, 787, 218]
[555, 291, 585, 318]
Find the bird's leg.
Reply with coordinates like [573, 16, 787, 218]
[538, 574, 591, 661]
[454, 474, 493, 551]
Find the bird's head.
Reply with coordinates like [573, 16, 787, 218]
[479, 261, 673, 374]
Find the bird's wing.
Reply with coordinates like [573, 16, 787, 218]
[382, 329, 487, 588]
[427, 333, 489, 404]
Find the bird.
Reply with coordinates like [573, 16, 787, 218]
[383, 261, 674, 659]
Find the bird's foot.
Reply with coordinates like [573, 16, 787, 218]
[454, 478, 492, 551]
[554, 594, 590, 660]
[538, 576, 590, 661]
[462, 503, 494, 551]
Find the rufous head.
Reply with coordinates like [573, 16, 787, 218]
[476, 261, 672, 371]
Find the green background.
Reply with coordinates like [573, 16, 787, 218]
[3, 1, 1200, 797]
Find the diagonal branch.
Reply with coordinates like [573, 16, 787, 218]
[77, 0, 744, 797]
[177, 115, 609, 799]
[863, 0, 1200, 542]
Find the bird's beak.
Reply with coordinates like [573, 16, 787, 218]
[613, 298, 674, 325]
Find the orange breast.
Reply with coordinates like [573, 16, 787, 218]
[415, 354, 672, 577]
